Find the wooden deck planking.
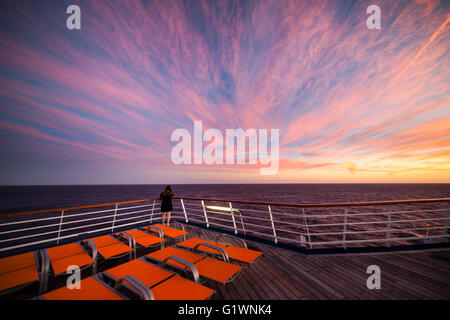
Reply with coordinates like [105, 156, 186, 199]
[255, 257, 304, 299]
[358, 253, 450, 295]
[263, 252, 331, 299]
[184, 224, 450, 300]
[247, 264, 285, 299]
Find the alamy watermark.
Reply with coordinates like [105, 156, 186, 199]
[66, 4, 380, 31]
[366, 265, 381, 289]
[366, 5, 381, 30]
[170, 121, 279, 175]
[66, 5, 81, 30]
[66, 265, 81, 289]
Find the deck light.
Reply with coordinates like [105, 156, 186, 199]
[205, 205, 240, 213]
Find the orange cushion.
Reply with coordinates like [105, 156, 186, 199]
[0, 252, 36, 274]
[90, 235, 118, 247]
[224, 246, 262, 264]
[88, 235, 133, 258]
[163, 229, 188, 238]
[51, 253, 95, 276]
[152, 275, 214, 300]
[47, 243, 86, 260]
[117, 229, 164, 247]
[0, 267, 39, 291]
[42, 277, 123, 300]
[105, 259, 172, 288]
[178, 238, 262, 263]
[147, 247, 241, 284]
[97, 243, 133, 258]
[177, 238, 227, 254]
[146, 247, 204, 269]
[47, 243, 95, 275]
[0, 251, 39, 291]
[119, 229, 149, 239]
[194, 257, 241, 284]
[154, 224, 188, 238]
[135, 236, 164, 247]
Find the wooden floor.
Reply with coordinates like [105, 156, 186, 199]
[183, 224, 450, 300]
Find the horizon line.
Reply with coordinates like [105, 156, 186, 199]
[1, 182, 449, 187]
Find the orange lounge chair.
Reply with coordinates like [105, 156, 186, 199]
[143, 224, 188, 240]
[0, 250, 49, 295]
[40, 275, 126, 300]
[45, 242, 96, 276]
[82, 235, 133, 262]
[103, 258, 215, 300]
[115, 229, 165, 253]
[176, 237, 263, 264]
[145, 246, 241, 285]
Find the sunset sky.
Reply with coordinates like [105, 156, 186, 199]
[0, 0, 449, 184]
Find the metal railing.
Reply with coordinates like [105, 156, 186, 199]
[170, 197, 450, 249]
[0, 197, 449, 256]
[0, 198, 160, 255]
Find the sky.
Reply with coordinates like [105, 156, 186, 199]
[0, 0, 449, 185]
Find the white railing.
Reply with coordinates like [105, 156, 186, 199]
[0, 197, 449, 255]
[170, 197, 450, 249]
[0, 198, 160, 254]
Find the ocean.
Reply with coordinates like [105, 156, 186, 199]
[0, 183, 449, 215]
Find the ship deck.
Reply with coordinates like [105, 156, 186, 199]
[2, 211, 450, 300]
[185, 225, 450, 300]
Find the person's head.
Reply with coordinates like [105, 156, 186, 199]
[164, 185, 172, 193]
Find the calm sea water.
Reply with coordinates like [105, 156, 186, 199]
[0, 183, 449, 215]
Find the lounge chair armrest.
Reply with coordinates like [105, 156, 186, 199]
[214, 233, 248, 249]
[144, 225, 164, 238]
[86, 240, 98, 262]
[114, 275, 154, 300]
[162, 255, 200, 283]
[173, 221, 186, 232]
[36, 249, 50, 294]
[117, 232, 136, 250]
[194, 243, 229, 263]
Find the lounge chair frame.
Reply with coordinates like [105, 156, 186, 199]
[145, 247, 240, 285]
[102, 258, 211, 300]
[44, 242, 96, 279]
[82, 235, 134, 264]
[177, 235, 263, 265]
[38, 274, 129, 300]
[0, 249, 49, 297]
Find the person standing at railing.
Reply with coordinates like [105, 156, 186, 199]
[160, 185, 175, 226]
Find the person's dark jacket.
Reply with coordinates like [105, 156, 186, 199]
[160, 191, 174, 212]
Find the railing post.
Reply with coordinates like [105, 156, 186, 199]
[238, 210, 246, 235]
[342, 209, 348, 249]
[149, 200, 155, 224]
[201, 200, 209, 228]
[111, 204, 119, 233]
[444, 202, 449, 243]
[181, 199, 188, 223]
[268, 205, 277, 244]
[302, 208, 312, 249]
[386, 207, 392, 247]
[56, 210, 64, 245]
[229, 202, 237, 234]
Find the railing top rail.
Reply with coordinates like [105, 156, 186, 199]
[0, 198, 158, 219]
[176, 197, 450, 208]
[0, 196, 448, 219]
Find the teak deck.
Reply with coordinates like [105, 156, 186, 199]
[185, 225, 450, 300]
